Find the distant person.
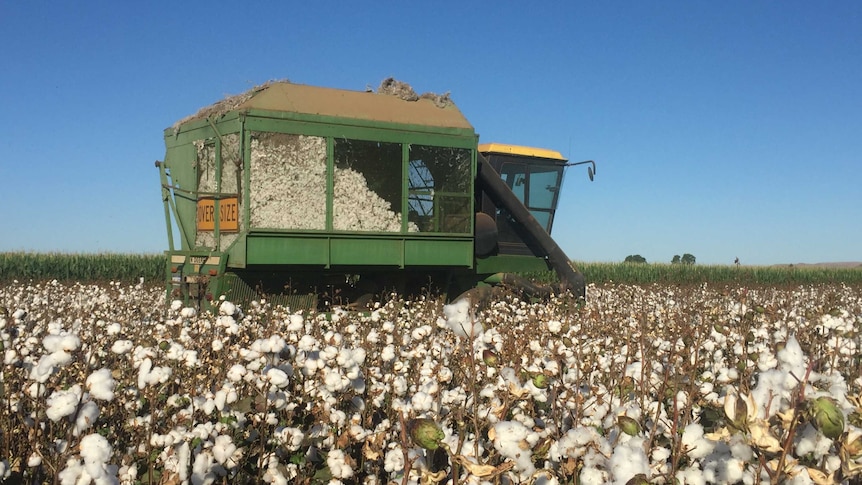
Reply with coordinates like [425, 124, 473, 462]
[734, 257, 740, 267]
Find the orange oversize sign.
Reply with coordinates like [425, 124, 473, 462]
[197, 197, 239, 232]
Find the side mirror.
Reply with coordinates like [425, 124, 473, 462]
[566, 160, 596, 181]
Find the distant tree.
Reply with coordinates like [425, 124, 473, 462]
[681, 253, 696, 265]
[624, 254, 647, 264]
[671, 255, 681, 264]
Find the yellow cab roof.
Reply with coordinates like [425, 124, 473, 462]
[478, 143, 566, 161]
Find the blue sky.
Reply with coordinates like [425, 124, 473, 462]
[1, 2, 860, 265]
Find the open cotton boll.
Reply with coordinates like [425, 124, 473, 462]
[266, 368, 290, 388]
[110, 339, 133, 355]
[438, 298, 482, 338]
[219, 301, 237, 316]
[752, 335, 809, 419]
[680, 424, 714, 460]
[608, 437, 649, 484]
[79, 433, 116, 483]
[212, 435, 241, 468]
[43, 334, 81, 353]
[327, 449, 354, 480]
[46, 385, 83, 422]
[73, 401, 99, 436]
[137, 358, 173, 389]
[86, 369, 116, 401]
[30, 352, 65, 383]
[491, 420, 539, 477]
[227, 364, 247, 382]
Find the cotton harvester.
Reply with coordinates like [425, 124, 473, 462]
[156, 81, 595, 310]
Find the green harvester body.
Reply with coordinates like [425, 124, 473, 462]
[158, 82, 587, 309]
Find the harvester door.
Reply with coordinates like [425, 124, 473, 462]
[525, 165, 562, 233]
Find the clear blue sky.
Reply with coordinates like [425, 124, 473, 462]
[2, 2, 860, 265]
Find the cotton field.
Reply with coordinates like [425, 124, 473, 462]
[1, 280, 862, 485]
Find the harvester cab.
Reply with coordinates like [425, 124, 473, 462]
[157, 81, 594, 311]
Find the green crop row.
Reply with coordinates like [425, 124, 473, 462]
[2, 252, 860, 287]
[0, 252, 164, 283]
[566, 261, 862, 286]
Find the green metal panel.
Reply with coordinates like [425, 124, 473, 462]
[163, 142, 199, 250]
[246, 236, 329, 265]
[330, 239, 403, 266]
[404, 239, 473, 267]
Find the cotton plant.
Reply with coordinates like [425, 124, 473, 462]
[3, 280, 862, 483]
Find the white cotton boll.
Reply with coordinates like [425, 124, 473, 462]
[212, 339, 224, 351]
[227, 364, 246, 382]
[49, 350, 74, 368]
[411, 391, 434, 412]
[27, 453, 42, 467]
[287, 314, 304, 332]
[384, 450, 405, 477]
[86, 368, 116, 401]
[327, 449, 354, 479]
[73, 400, 99, 436]
[192, 450, 217, 485]
[202, 397, 216, 415]
[321, 345, 339, 362]
[30, 353, 60, 383]
[111, 339, 133, 355]
[392, 376, 408, 396]
[183, 350, 198, 367]
[609, 437, 649, 485]
[323, 368, 348, 393]
[106, 322, 122, 335]
[297, 335, 317, 352]
[676, 466, 707, 485]
[795, 423, 833, 459]
[219, 301, 237, 316]
[381, 345, 396, 362]
[79, 433, 115, 482]
[777, 335, 808, 377]
[276, 427, 305, 452]
[170, 300, 183, 312]
[546, 319, 562, 334]
[266, 368, 290, 388]
[212, 435, 240, 468]
[28, 382, 45, 398]
[680, 423, 714, 460]
[46, 386, 82, 421]
[57, 457, 85, 485]
[491, 421, 538, 477]
[149, 366, 172, 385]
[137, 358, 153, 389]
[440, 298, 483, 338]
[43, 334, 81, 353]
[180, 307, 197, 319]
[240, 348, 262, 361]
